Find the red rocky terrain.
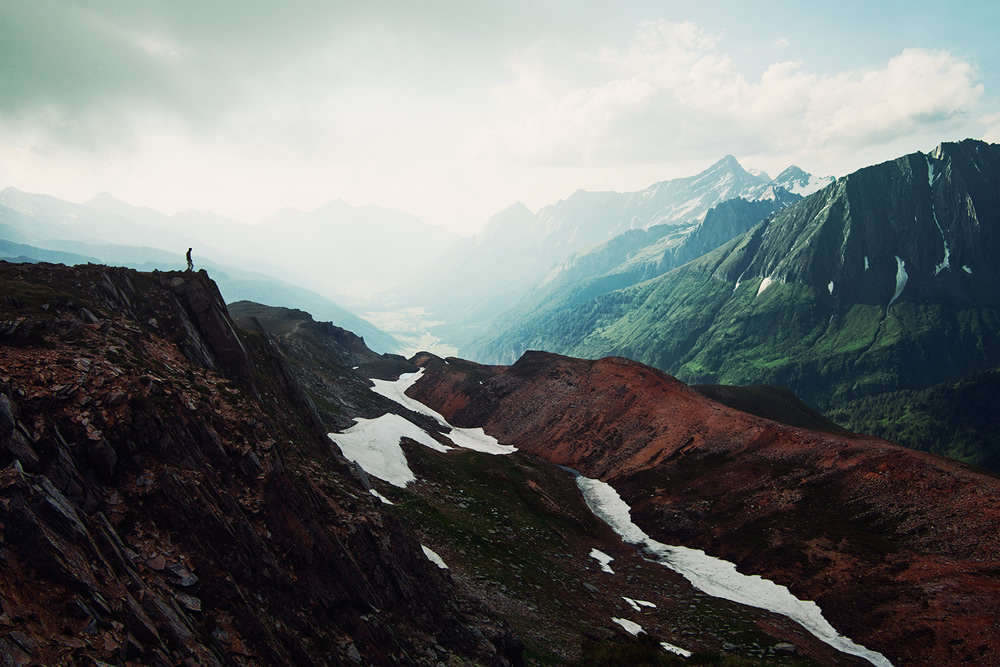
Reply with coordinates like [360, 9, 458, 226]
[407, 351, 1000, 666]
[0, 262, 521, 666]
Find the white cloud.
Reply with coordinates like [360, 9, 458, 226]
[481, 21, 985, 170]
[0, 7, 994, 233]
[981, 112, 1000, 143]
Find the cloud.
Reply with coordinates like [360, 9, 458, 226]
[481, 20, 985, 168]
[774, 38, 790, 48]
[0, 5, 994, 231]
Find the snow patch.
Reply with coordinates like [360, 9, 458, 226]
[661, 642, 693, 658]
[612, 617, 643, 636]
[864, 256, 869, 271]
[926, 156, 950, 275]
[931, 210, 951, 275]
[421, 545, 449, 569]
[789, 175, 834, 197]
[963, 265, 973, 274]
[370, 489, 395, 505]
[828, 281, 834, 295]
[371, 370, 516, 455]
[756, 276, 773, 297]
[590, 548, 615, 573]
[575, 476, 892, 667]
[888, 256, 908, 309]
[330, 414, 449, 487]
[623, 597, 656, 612]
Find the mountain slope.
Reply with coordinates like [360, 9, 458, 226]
[473, 139, 1000, 466]
[0, 261, 520, 665]
[405, 350, 1000, 666]
[467, 193, 799, 363]
[402, 157, 823, 347]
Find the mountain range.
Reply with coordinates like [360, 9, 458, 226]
[8, 260, 1000, 665]
[469, 139, 1000, 470]
[396, 156, 831, 348]
[3, 137, 1000, 663]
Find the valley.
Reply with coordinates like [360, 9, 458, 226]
[3, 141, 1000, 665]
[5, 5, 1000, 665]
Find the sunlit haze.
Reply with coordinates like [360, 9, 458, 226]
[3, 1, 999, 234]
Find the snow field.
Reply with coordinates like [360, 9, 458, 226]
[612, 617, 643, 636]
[421, 545, 449, 569]
[371, 370, 516, 455]
[331, 368, 516, 488]
[330, 413, 447, 487]
[575, 476, 892, 667]
[622, 597, 656, 612]
[589, 548, 615, 573]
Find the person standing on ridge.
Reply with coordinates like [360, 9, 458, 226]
[186, 248, 194, 272]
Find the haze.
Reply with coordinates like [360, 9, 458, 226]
[3, 0, 999, 234]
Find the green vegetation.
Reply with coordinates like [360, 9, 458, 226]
[380, 444, 823, 664]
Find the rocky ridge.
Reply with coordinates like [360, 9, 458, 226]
[0, 262, 520, 666]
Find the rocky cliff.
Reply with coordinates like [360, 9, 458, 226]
[406, 350, 1000, 666]
[0, 262, 519, 666]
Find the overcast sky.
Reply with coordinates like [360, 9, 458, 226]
[2, 1, 998, 234]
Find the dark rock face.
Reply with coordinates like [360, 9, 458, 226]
[227, 301, 425, 432]
[0, 262, 518, 666]
[408, 350, 1000, 666]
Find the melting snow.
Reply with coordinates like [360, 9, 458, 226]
[371, 370, 516, 455]
[330, 413, 448, 488]
[661, 642, 693, 658]
[623, 597, 656, 612]
[574, 475, 892, 667]
[931, 209, 951, 275]
[888, 256, 908, 309]
[370, 489, 395, 505]
[926, 157, 950, 275]
[790, 175, 834, 197]
[421, 545, 449, 569]
[963, 265, 973, 274]
[590, 548, 615, 573]
[756, 276, 773, 297]
[612, 617, 643, 636]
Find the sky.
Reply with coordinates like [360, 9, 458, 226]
[2, 1, 999, 235]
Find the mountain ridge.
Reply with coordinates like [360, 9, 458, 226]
[466, 139, 1000, 468]
[405, 348, 1000, 666]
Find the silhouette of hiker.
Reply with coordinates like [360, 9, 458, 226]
[186, 248, 194, 272]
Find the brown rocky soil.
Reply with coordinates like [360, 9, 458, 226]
[0, 262, 520, 666]
[407, 350, 1000, 665]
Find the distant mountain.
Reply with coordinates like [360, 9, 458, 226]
[402, 156, 828, 346]
[472, 139, 1000, 468]
[771, 165, 835, 196]
[466, 192, 801, 362]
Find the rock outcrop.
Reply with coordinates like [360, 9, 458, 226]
[0, 262, 520, 666]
